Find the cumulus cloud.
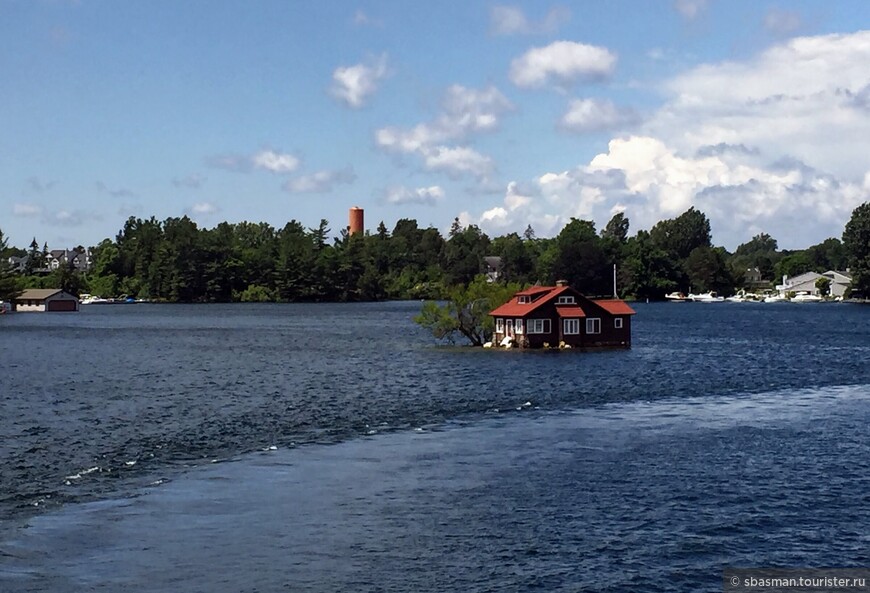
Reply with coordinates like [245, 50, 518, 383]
[252, 150, 300, 173]
[490, 5, 570, 36]
[384, 185, 444, 205]
[208, 150, 299, 174]
[423, 146, 494, 178]
[509, 41, 617, 88]
[560, 98, 640, 133]
[462, 31, 870, 248]
[283, 167, 357, 193]
[331, 54, 389, 108]
[376, 85, 513, 154]
[673, 0, 708, 20]
[375, 84, 511, 179]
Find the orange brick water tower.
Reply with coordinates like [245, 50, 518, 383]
[349, 206, 364, 236]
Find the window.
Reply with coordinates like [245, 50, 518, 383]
[614, 318, 623, 329]
[563, 318, 580, 334]
[527, 319, 551, 334]
[496, 318, 504, 333]
[586, 318, 601, 334]
[505, 319, 514, 334]
[556, 296, 576, 304]
[517, 295, 530, 304]
[515, 319, 523, 334]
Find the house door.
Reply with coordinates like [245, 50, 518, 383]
[505, 319, 514, 337]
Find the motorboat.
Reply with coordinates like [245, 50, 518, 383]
[665, 292, 688, 302]
[688, 292, 725, 302]
[791, 292, 824, 303]
[763, 294, 787, 303]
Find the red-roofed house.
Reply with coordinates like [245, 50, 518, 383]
[489, 282, 635, 349]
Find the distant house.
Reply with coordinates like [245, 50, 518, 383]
[744, 267, 766, 289]
[47, 249, 91, 272]
[489, 282, 635, 349]
[483, 256, 502, 283]
[776, 270, 853, 298]
[14, 289, 80, 312]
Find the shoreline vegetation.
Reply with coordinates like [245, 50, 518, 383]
[1, 203, 869, 307]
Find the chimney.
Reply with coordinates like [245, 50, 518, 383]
[555, 279, 568, 287]
[349, 206, 364, 236]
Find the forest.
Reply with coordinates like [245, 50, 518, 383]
[2, 202, 869, 304]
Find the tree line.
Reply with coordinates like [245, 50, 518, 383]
[1, 202, 869, 304]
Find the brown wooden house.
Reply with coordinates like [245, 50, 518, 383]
[489, 283, 635, 349]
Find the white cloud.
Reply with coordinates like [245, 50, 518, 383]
[509, 41, 617, 88]
[376, 85, 512, 155]
[423, 146, 494, 178]
[353, 9, 382, 27]
[13, 203, 43, 217]
[252, 150, 300, 173]
[331, 54, 389, 108]
[284, 167, 357, 193]
[490, 5, 570, 36]
[560, 98, 639, 133]
[463, 31, 870, 249]
[384, 185, 444, 205]
[763, 8, 802, 36]
[187, 202, 219, 215]
[375, 85, 511, 180]
[673, 0, 708, 20]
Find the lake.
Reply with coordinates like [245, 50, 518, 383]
[1, 302, 868, 592]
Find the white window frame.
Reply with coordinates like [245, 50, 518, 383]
[614, 318, 623, 329]
[586, 318, 601, 334]
[563, 318, 580, 335]
[556, 296, 576, 305]
[517, 295, 530, 304]
[515, 319, 523, 334]
[527, 319, 551, 334]
[496, 318, 504, 333]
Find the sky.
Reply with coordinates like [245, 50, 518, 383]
[2, 0, 870, 251]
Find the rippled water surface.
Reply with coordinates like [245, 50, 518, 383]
[1, 302, 869, 592]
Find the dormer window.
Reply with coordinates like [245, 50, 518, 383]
[556, 296, 576, 304]
[518, 295, 530, 304]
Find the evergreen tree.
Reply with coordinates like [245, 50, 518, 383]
[0, 228, 22, 302]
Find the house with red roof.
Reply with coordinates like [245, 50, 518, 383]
[489, 281, 635, 349]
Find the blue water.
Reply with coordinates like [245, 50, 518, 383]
[0, 302, 868, 591]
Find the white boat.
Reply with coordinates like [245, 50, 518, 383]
[665, 292, 688, 302]
[688, 291, 725, 302]
[764, 294, 787, 303]
[791, 292, 824, 303]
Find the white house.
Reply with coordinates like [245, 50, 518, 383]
[15, 289, 80, 312]
[776, 270, 853, 298]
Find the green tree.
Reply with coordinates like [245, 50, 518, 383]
[0, 228, 22, 302]
[684, 246, 733, 294]
[414, 275, 520, 346]
[843, 201, 870, 296]
[815, 276, 831, 297]
[601, 212, 630, 243]
[539, 219, 611, 295]
[650, 207, 712, 260]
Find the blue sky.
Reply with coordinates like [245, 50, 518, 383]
[3, 0, 870, 250]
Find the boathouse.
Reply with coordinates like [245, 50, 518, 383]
[14, 289, 80, 312]
[489, 282, 635, 349]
